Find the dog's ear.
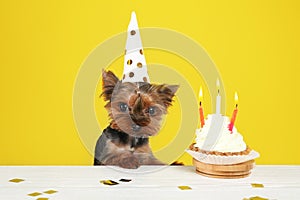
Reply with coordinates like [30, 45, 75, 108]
[156, 84, 179, 108]
[101, 70, 119, 101]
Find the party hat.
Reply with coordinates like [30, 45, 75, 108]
[122, 12, 150, 83]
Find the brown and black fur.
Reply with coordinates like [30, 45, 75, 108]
[94, 70, 179, 169]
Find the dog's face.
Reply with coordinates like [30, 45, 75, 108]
[101, 70, 179, 137]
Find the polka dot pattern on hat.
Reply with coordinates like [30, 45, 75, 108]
[130, 30, 136, 35]
[122, 12, 150, 83]
[137, 62, 143, 68]
[127, 59, 132, 65]
[129, 72, 134, 78]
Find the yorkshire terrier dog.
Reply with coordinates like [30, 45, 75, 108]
[94, 70, 179, 169]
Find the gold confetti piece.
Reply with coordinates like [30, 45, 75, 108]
[43, 189, 57, 194]
[9, 178, 24, 183]
[37, 198, 49, 200]
[28, 192, 42, 197]
[171, 161, 185, 166]
[119, 178, 132, 182]
[243, 196, 269, 200]
[178, 185, 192, 190]
[251, 183, 264, 188]
[100, 180, 119, 186]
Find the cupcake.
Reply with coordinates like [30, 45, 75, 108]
[187, 114, 259, 178]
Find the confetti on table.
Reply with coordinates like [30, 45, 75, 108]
[171, 161, 184, 165]
[243, 196, 268, 200]
[37, 198, 49, 200]
[100, 180, 119, 186]
[43, 189, 58, 194]
[28, 192, 42, 197]
[119, 178, 132, 182]
[9, 178, 25, 183]
[251, 183, 264, 188]
[178, 185, 192, 190]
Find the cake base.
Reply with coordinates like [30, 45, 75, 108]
[193, 158, 254, 179]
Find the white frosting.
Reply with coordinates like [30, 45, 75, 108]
[194, 114, 247, 152]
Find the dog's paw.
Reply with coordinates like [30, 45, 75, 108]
[146, 158, 165, 165]
[134, 153, 165, 165]
[119, 156, 140, 169]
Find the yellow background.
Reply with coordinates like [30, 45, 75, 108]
[0, 0, 299, 165]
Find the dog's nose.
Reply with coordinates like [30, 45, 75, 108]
[131, 124, 141, 132]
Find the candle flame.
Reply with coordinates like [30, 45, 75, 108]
[216, 79, 220, 94]
[198, 87, 203, 100]
[234, 92, 238, 105]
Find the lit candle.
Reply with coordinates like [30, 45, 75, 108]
[228, 92, 238, 132]
[199, 87, 205, 128]
[216, 79, 221, 114]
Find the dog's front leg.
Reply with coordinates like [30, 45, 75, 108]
[103, 150, 140, 169]
[134, 152, 165, 165]
[134, 144, 165, 165]
[96, 135, 140, 169]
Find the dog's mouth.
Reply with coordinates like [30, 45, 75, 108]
[117, 124, 157, 138]
[112, 116, 160, 137]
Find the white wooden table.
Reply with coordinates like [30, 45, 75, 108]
[0, 166, 299, 200]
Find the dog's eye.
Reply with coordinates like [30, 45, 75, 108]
[148, 107, 156, 115]
[119, 103, 128, 112]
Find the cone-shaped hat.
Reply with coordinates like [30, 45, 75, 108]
[122, 12, 149, 83]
